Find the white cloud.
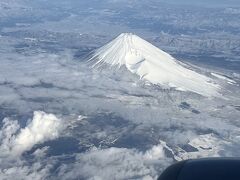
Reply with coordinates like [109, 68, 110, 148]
[144, 144, 165, 160]
[0, 118, 20, 156]
[57, 144, 171, 180]
[0, 142, 169, 180]
[0, 111, 63, 156]
[0, 162, 52, 180]
[32, 146, 49, 159]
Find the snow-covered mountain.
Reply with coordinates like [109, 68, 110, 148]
[89, 33, 221, 97]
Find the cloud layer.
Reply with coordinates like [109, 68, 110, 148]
[57, 144, 170, 180]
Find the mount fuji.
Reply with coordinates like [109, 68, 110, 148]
[89, 33, 221, 97]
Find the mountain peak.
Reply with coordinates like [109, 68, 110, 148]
[119, 32, 134, 36]
[89, 33, 221, 97]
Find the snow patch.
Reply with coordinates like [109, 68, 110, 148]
[211, 72, 236, 84]
[175, 134, 230, 160]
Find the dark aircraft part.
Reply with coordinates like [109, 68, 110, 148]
[158, 158, 240, 180]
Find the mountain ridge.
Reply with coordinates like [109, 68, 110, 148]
[89, 33, 221, 97]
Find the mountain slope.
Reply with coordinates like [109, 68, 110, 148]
[89, 33, 221, 97]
